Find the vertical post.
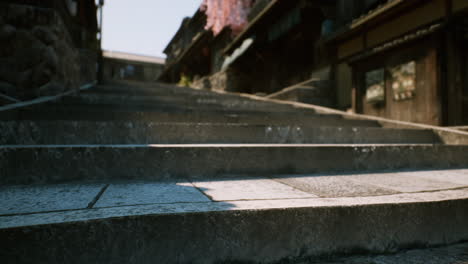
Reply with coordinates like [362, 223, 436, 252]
[444, 0, 462, 125]
[351, 66, 359, 114]
[97, 0, 104, 84]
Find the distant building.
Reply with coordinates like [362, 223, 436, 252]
[160, 0, 337, 105]
[161, 0, 468, 126]
[102, 51, 165, 82]
[159, 10, 214, 84]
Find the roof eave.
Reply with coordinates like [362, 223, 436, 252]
[223, 0, 280, 55]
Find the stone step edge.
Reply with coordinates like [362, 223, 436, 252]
[1, 189, 468, 263]
[0, 82, 96, 112]
[5, 144, 467, 185]
[0, 143, 442, 149]
[2, 187, 468, 230]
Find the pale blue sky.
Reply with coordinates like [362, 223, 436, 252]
[102, 0, 202, 58]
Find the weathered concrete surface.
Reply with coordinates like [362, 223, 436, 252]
[347, 172, 466, 192]
[3, 184, 468, 229]
[2, 170, 468, 263]
[273, 176, 398, 198]
[0, 183, 104, 215]
[1, 188, 468, 263]
[0, 121, 440, 144]
[3, 105, 381, 127]
[2, 144, 468, 185]
[410, 169, 468, 185]
[303, 242, 468, 264]
[62, 93, 308, 112]
[94, 182, 210, 208]
[93, 80, 232, 96]
[191, 178, 316, 201]
[2, 80, 468, 263]
[3, 169, 468, 218]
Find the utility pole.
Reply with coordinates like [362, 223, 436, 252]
[97, 0, 104, 84]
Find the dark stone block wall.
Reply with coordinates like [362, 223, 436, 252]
[0, 4, 81, 100]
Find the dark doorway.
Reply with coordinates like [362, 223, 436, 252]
[462, 21, 468, 124]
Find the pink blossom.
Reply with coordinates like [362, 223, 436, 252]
[200, 0, 254, 36]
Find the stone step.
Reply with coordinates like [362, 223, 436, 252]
[82, 90, 250, 103]
[313, 242, 468, 264]
[3, 106, 381, 126]
[95, 81, 220, 95]
[78, 91, 293, 107]
[84, 86, 247, 99]
[0, 121, 440, 145]
[59, 94, 311, 112]
[2, 170, 468, 263]
[89, 83, 227, 99]
[2, 144, 467, 185]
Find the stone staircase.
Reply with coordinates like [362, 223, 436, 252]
[1, 80, 468, 263]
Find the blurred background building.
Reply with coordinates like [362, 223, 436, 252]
[160, 0, 468, 126]
[102, 50, 165, 82]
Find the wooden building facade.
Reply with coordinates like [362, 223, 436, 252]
[159, 10, 214, 83]
[221, 0, 329, 95]
[161, 0, 468, 126]
[331, 0, 468, 126]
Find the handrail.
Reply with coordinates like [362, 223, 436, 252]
[0, 93, 21, 103]
[265, 78, 321, 99]
[0, 81, 96, 112]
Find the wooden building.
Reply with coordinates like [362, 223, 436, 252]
[159, 10, 214, 83]
[220, 0, 331, 95]
[161, 0, 468, 126]
[160, 0, 337, 97]
[330, 0, 468, 126]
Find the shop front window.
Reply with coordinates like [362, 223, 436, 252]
[365, 68, 385, 104]
[390, 61, 416, 101]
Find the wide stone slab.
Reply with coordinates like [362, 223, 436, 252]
[0, 183, 104, 215]
[5, 170, 467, 217]
[411, 169, 468, 185]
[347, 172, 466, 192]
[3, 186, 468, 229]
[3, 144, 468, 185]
[94, 182, 210, 208]
[192, 178, 317, 201]
[272, 175, 398, 197]
[2, 188, 468, 264]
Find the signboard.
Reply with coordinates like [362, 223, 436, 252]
[365, 69, 385, 104]
[390, 61, 416, 101]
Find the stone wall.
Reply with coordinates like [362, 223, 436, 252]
[0, 4, 80, 100]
